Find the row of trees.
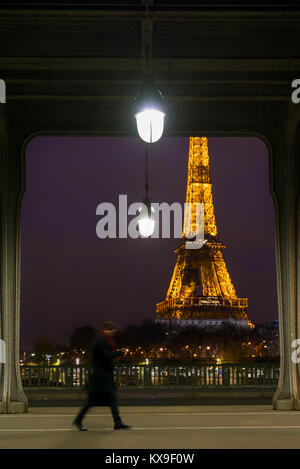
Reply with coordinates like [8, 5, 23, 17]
[115, 320, 279, 362]
[27, 320, 279, 364]
[28, 325, 97, 364]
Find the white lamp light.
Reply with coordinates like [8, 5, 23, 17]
[138, 203, 155, 238]
[135, 109, 165, 143]
[135, 75, 165, 143]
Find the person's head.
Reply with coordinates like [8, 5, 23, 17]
[101, 321, 118, 337]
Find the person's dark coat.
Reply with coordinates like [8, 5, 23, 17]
[86, 333, 122, 405]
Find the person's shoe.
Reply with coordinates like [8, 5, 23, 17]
[73, 420, 88, 431]
[114, 422, 132, 430]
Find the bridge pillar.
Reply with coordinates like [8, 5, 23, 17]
[272, 121, 300, 410]
[0, 111, 28, 413]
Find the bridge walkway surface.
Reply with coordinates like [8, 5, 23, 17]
[1, 404, 300, 449]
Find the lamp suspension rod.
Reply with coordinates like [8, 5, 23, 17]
[143, 0, 152, 74]
[145, 142, 149, 200]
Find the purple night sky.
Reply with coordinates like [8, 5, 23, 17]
[20, 136, 278, 350]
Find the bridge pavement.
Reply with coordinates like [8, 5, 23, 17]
[0, 405, 300, 449]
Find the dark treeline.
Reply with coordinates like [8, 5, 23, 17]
[115, 320, 279, 362]
[26, 320, 279, 365]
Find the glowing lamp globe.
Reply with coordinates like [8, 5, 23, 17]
[138, 215, 155, 237]
[135, 109, 165, 144]
[135, 75, 165, 143]
[138, 202, 155, 237]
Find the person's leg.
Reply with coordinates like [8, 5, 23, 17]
[73, 393, 92, 430]
[109, 390, 131, 430]
[109, 390, 121, 425]
[75, 401, 90, 424]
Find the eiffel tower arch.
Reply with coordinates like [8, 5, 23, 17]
[156, 137, 254, 329]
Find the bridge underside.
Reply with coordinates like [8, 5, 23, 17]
[0, 1, 299, 411]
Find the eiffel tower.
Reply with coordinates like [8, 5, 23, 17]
[156, 137, 254, 329]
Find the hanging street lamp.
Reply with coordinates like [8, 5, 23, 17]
[135, 75, 165, 143]
[134, 0, 165, 143]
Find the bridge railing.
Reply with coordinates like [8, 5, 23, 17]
[20, 363, 280, 388]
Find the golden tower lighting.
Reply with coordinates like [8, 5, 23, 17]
[156, 137, 254, 329]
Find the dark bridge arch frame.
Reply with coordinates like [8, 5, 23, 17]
[0, 1, 299, 412]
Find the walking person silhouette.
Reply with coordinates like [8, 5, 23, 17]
[73, 321, 131, 431]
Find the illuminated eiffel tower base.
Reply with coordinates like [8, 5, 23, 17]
[156, 137, 254, 329]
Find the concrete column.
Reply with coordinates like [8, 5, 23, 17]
[272, 123, 300, 410]
[0, 111, 28, 413]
